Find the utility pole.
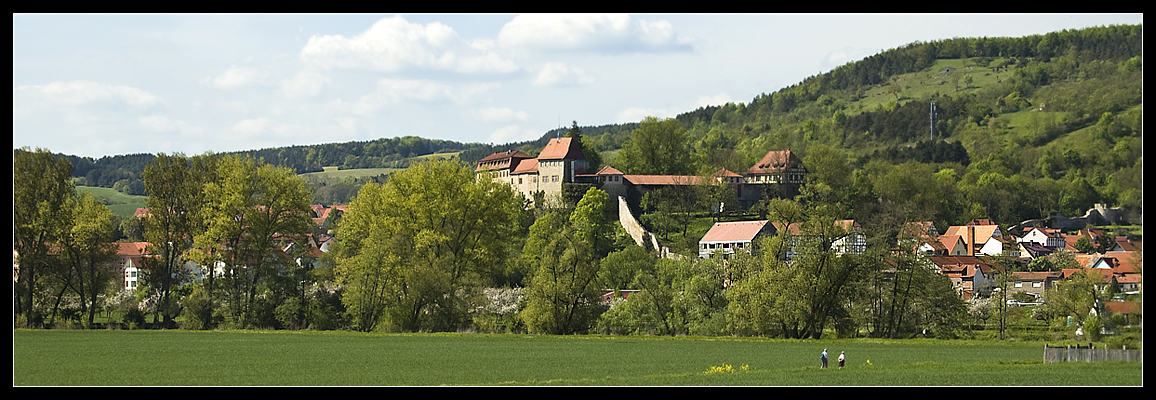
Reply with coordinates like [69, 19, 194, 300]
[930, 101, 937, 141]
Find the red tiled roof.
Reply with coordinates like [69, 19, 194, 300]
[134, 208, 151, 218]
[1104, 301, 1140, 315]
[623, 175, 701, 186]
[1101, 251, 1142, 273]
[1114, 237, 1142, 252]
[701, 220, 771, 243]
[770, 220, 860, 236]
[537, 137, 584, 160]
[746, 150, 803, 175]
[939, 235, 964, 251]
[116, 242, 150, 257]
[712, 168, 742, 178]
[596, 165, 623, 175]
[929, 255, 1002, 277]
[1114, 274, 1142, 284]
[475, 150, 534, 172]
[511, 158, 539, 174]
[943, 225, 1001, 247]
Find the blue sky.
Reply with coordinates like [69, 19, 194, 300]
[13, 13, 1143, 158]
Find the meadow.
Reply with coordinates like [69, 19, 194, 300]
[12, 329, 1142, 386]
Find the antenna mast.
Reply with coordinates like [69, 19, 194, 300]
[930, 101, 937, 141]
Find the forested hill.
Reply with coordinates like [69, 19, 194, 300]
[32, 24, 1143, 225]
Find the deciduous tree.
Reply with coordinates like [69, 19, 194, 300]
[13, 148, 76, 326]
[335, 159, 520, 332]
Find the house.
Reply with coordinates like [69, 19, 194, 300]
[1103, 301, 1142, 326]
[115, 242, 151, 290]
[1008, 271, 1062, 299]
[1090, 251, 1142, 272]
[1017, 242, 1055, 261]
[742, 150, 807, 205]
[899, 222, 943, 254]
[769, 219, 866, 258]
[942, 224, 1005, 256]
[936, 235, 968, 256]
[1109, 236, 1143, 252]
[699, 220, 774, 259]
[1114, 274, 1142, 293]
[930, 255, 1002, 298]
[476, 138, 588, 206]
[1020, 227, 1066, 249]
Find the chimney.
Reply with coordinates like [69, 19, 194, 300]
[968, 225, 976, 256]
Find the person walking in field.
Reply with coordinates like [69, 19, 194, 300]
[838, 351, 845, 368]
[820, 349, 828, 369]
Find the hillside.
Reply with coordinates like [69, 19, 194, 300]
[32, 24, 1143, 224]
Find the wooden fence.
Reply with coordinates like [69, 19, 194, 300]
[1043, 344, 1143, 363]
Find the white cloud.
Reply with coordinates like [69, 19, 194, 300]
[14, 80, 161, 109]
[138, 115, 202, 135]
[476, 107, 530, 123]
[532, 62, 595, 87]
[694, 93, 736, 108]
[282, 70, 330, 98]
[350, 79, 454, 115]
[206, 65, 266, 89]
[498, 14, 691, 53]
[485, 124, 541, 145]
[299, 15, 518, 74]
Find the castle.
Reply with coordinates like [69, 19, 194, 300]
[475, 137, 807, 211]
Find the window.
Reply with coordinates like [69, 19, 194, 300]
[1033, 281, 1042, 288]
[1014, 281, 1023, 288]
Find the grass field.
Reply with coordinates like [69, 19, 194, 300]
[74, 185, 147, 219]
[12, 330, 1142, 386]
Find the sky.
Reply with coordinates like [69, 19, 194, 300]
[12, 13, 1144, 159]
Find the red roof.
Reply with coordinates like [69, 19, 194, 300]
[701, 220, 771, 243]
[1102, 251, 1142, 273]
[537, 137, 584, 160]
[596, 165, 623, 175]
[769, 220, 860, 236]
[624, 175, 701, 186]
[712, 169, 742, 178]
[116, 242, 150, 257]
[746, 150, 803, 175]
[511, 158, 539, 174]
[1104, 301, 1140, 315]
[475, 150, 534, 172]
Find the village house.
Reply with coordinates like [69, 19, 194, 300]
[698, 220, 774, 259]
[1019, 227, 1067, 249]
[1008, 271, 1063, 300]
[929, 255, 1002, 299]
[115, 242, 150, 290]
[942, 222, 1008, 257]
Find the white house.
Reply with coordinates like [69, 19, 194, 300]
[699, 220, 774, 259]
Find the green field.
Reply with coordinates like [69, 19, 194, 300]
[74, 185, 147, 219]
[12, 330, 1142, 386]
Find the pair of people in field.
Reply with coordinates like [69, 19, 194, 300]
[820, 349, 845, 368]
